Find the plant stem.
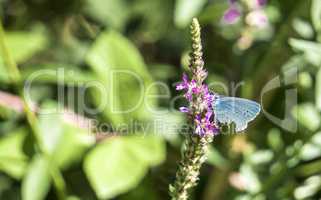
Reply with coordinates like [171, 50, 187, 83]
[0, 19, 67, 200]
[170, 135, 213, 200]
[0, 19, 43, 149]
[169, 18, 214, 200]
[0, 21, 21, 83]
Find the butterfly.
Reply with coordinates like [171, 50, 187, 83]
[213, 96, 261, 132]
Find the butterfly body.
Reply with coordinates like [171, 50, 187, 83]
[213, 96, 261, 132]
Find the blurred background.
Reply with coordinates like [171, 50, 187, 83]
[0, 0, 321, 199]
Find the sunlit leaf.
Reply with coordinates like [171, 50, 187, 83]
[298, 72, 312, 88]
[289, 38, 321, 66]
[292, 18, 314, 39]
[267, 128, 283, 151]
[21, 63, 97, 86]
[294, 175, 321, 199]
[148, 110, 184, 146]
[299, 132, 321, 161]
[311, 0, 321, 32]
[86, 31, 157, 125]
[0, 28, 48, 83]
[248, 150, 274, 165]
[84, 135, 165, 199]
[292, 103, 321, 131]
[239, 164, 261, 193]
[2, 28, 48, 63]
[38, 101, 95, 169]
[22, 155, 51, 200]
[0, 128, 28, 179]
[0, 63, 10, 83]
[281, 55, 307, 72]
[174, 0, 207, 28]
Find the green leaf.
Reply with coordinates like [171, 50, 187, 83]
[174, 0, 207, 28]
[0, 128, 28, 179]
[292, 103, 321, 132]
[294, 175, 321, 199]
[0, 28, 48, 83]
[281, 55, 306, 72]
[248, 150, 274, 165]
[0, 63, 10, 83]
[239, 164, 261, 193]
[124, 135, 166, 166]
[299, 132, 321, 161]
[84, 136, 165, 199]
[289, 38, 321, 66]
[4, 31, 48, 63]
[21, 63, 97, 86]
[38, 108, 63, 154]
[38, 101, 95, 169]
[311, 0, 321, 32]
[22, 155, 52, 200]
[298, 72, 312, 88]
[292, 18, 314, 39]
[86, 31, 157, 125]
[148, 110, 184, 146]
[267, 128, 284, 151]
[84, 0, 129, 30]
[316, 68, 321, 111]
[52, 123, 96, 169]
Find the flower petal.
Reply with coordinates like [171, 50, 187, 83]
[179, 107, 190, 113]
[223, 7, 241, 24]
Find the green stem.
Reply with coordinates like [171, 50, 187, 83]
[170, 135, 213, 200]
[0, 19, 67, 199]
[169, 18, 214, 200]
[0, 19, 43, 150]
[0, 21, 21, 83]
[50, 163, 67, 200]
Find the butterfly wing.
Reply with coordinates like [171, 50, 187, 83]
[213, 97, 261, 132]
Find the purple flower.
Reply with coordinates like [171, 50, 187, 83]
[202, 85, 214, 107]
[207, 123, 220, 135]
[190, 80, 200, 94]
[176, 71, 220, 136]
[205, 110, 212, 121]
[179, 107, 190, 113]
[185, 92, 193, 101]
[196, 68, 208, 82]
[195, 114, 202, 122]
[257, 0, 267, 6]
[176, 73, 189, 90]
[176, 83, 186, 90]
[195, 125, 204, 136]
[175, 53, 219, 136]
[223, 6, 241, 24]
[246, 10, 268, 28]
[194, 115, 204, 135]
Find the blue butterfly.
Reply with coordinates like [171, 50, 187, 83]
[213, 96, 261, 132]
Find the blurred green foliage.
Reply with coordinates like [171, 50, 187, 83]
[0, 0, 320, 200]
